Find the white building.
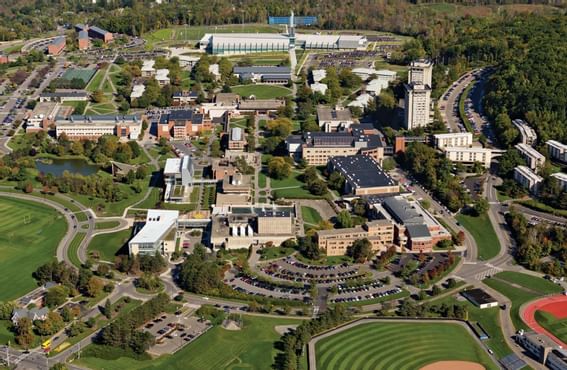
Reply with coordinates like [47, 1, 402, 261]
[209, 64, 220, 81]
[131, 84, 145, 99]
[433, 132, 473, 150]
[513, 119, 537, 146]
[551, 172, 567, 192]
[311, 69, 326, 83]
[128, 209, 179, 256]
[155, 69, 170, 86]
[408, 59, 433, 87]
[141, 60, 156, 77]
[514, 165, 543, 194]
[178, 55, 200, 70]
[348, 93, 372, 109]
[317, 106, 354, 132]
[404, 83, 431, 130]
[163, 156, 194, 202]
[444, 147, 493, 168]
[55, 115, 143, 140]
[365, 79, 389, 96]
[515, 143, 546, 171]
[310, 82, 328, 95]
[547, 140, 567, 163]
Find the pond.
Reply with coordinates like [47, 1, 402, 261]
[36, 158, 99, 177]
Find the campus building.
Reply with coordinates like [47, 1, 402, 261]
[155, 69, 170, 86]
[130, 84, 146, 100]
[513, 119, 537, 146]
[286, 124, 385, 165]
[228, 127, 246, 151]
[25, 102, 73, 132]
[433, 132, 473, 150]
[55, 114, 144, 140]
[516, 331, 559, 366]
[515, 143, 546, 171]
[238, 99, 285, 114]
[172, 91, 199, 106]
[210, 205, 297, 249]
[551, 172, 567, 192]
[408, 59, 433, 86]
[47, 36, 65, 56]
[141, 60, 156, 77]
[128, 209, 179, 256]
[75, 24, 113, 43]
[328, 155, 398, 196]
[461, 288, 498, 309]
[39, 90, 89, 103]
[371, 195, 451, 252]
[514, 165, 543, 194]
[317, 220, 394, 256]
[233, 66, 291, 84]
[317, 106, 354, 132]
[443, 147, 493, 168]
[0, 53, 8, 64]
[163, 156, 195, 203]
[547, 140, 567, 163]
[157, 109, 214, 139]
[78, 30, 89, 50]
[404, 83, 431, 130]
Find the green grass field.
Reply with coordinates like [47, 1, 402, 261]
[62, 68, 97, 84]
[68, 232, 86, 268]
[95, 220, 121, 230]
[259, 246, 296, 260]
[232, 85, 291, 99]
[535, 310, 567, 344]
[493, 271, 562, 295]
[76, 315, 301, 370]
[86, 69, 105, 92]
[88, 228, 132, 262]
[302, 206, 323, 225]
[0, 320, 14, 345]
[0, 197, 67, 301]
[316, 321, 497, 370]
[456, 213, 501, 260]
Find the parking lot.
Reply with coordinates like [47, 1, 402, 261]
[226, 273, 310, 302]
[143, 309, 212, 356]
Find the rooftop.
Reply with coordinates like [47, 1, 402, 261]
[382, 196, 424, 225]
[515, 143, 545, 160]
[330, 155, 396, 189]
[461, 288, 498, 305]
[156, 69, 170, 81]
[233, 66, 291, 75]
[317, 106, 352, 122]
[129, 209, 179, 245]
[515, 165, 543, 182]
[164, 155, 193, 175]
[89, 25, 110, 36]
[406, 224, 431, 239]
[51, 36, 65, 46]
[141, 60, 155, 71]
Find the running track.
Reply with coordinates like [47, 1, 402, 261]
[521, 294, 567, 347]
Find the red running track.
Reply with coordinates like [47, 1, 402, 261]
[522, 294, 567, 347]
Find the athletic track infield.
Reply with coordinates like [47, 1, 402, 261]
[521, 294, 567, 347]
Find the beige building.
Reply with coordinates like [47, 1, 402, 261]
[404, 83, 431, 130]
[317, 220, 394, 256]
[551, 172, 567, 191]
[433, 132, 473, 150]
[26, 102, 73, 132]
[516, 143, 545, 171]
[317, 106, 354, 132]
[328, 155, 399, 196]
[408, 59, 433, 87]
[514, 165, 543, 194]
[257, 210, 293, 235]
[547, 140, 567, 163]
[443, 147, 493, 168]
[55, 115, 144, 140]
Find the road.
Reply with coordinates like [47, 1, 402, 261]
[438, 70, 478, 133]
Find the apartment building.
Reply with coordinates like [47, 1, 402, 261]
[141, 60, 156, 77]
[317, 220, 394, 256]
[547, 140, 567, 163]
[514, 165, 543, 194]
[286, 124, 385, 165]
[433, 132, 473, 150]
[55, 114, 144, 140]
[551, 172, 567, 192]
[443, 147, 493, 168]
[513, 119, 537, 146]
[515, 143, 546, 171]
[404, 83, 431, 130]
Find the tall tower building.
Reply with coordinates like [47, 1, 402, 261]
[404, 83, 431, 130]
[289, 11, 296, 48]
[408, 59, 433, 87]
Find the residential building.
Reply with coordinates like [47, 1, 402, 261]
[371, 195, 451, 252]
[163, 156, 194, 202]
[311, 69, 326, 83]
[25, 102, 73, 132]
[461, 288, 498, 309]
[128, 209, 179, 256]
[408, 59, 433, 87]
[78, 30, 89, 50]
[238, 99, 285, 114]
[87, 25, 113, 43]
[141, 60, 156, 77]
[233, 66, 291, 84]
[55, 114, 144, 140]
[328, 155, 398, 196]
[310, 82, 328, 95]
[366, 78, 389, 96]
[172, 91, 199, 106]
[516, 143, 546, 171]
[317, 220, 394, 256]
[47, 36, 65, 56]
[317, 106, 354, 132]
[228, 127, 246, 151]
[433, 132, 473, 150]
[551, 172, 567, 192]
[286, 124, 385, 165]
[157, 109, 213, 139]
[514, 165, 543, 194]
[443, 147, 493, 168]
[11, 307, 49, 324]
[130, 84, 145, 100]
[155, 69, 170, 86]
[513, 119, 537, 146]
[547, 140, 567, 163]
[404, 83, 431, 130]
[39, 90, 89, 103]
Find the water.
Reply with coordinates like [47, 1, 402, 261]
[36, 158, 99, 177]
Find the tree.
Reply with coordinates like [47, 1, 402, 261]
[45, 286, 68, 308]
[86, 277, 103, 297]
[267, 118, 293, 138]
[328, 171, 345, 192]
[473, 198, 489, 216]
[431, 284, 442, 296]
[92, 90, 105, 103]
[267, 157, 291, 180]
[347, 238, 375, 263]
[103, 299, 112, 319]
[336, 210, 353, 228]
[15, 317, 34, 348]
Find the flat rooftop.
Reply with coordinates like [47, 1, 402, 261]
[330, 155, 396, 189]
[130, 209, 179, 245]
[461, 288, 497, 305]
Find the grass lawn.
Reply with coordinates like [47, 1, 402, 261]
[456, 213, 501, 260]
[68, 232, 86, 268]
[483, 277, 538, 331]
[134, 187, 161, 209]
[0, 197, 67, 301]
[315, 321, 498, 370]
[341, 289, 410, 307]
[258, 171, 267, 188]
[302, 206, 323, 225]
[0, 320, 14, 345]
[535, 310, 567, 344]
[493, 271, 562, 295]
[76, 315, 301, 370]
[88, 228, 132, 262]
[295, 254, 353, 266]
[86, 69, 105, 92]
[95, 220, 121, 230]
[232, 84, 292, 99]
[259, 246, 296, 261]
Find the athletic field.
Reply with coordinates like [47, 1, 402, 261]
[315, 321, 497, 370]
[61, 68, 97, 84]
[0, 197, 67, 301]
[232, 84, 291, 99]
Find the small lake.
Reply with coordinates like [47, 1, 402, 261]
[36, 158, 99, 177]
